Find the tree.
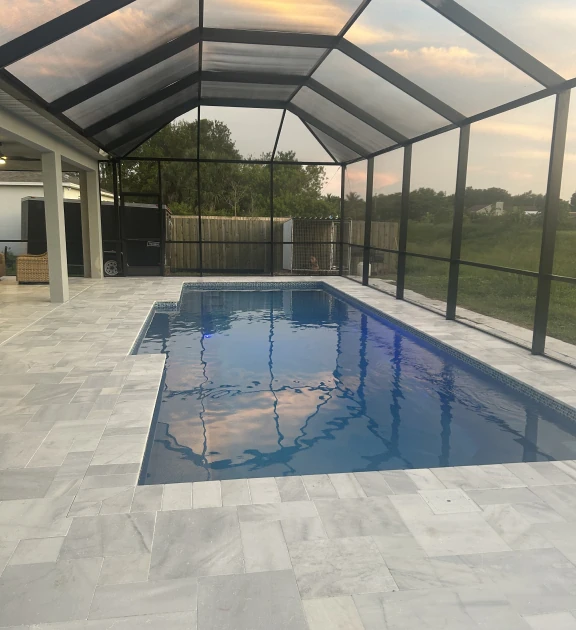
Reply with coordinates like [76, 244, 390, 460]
[570, 191, 576, 210]
[106, 125, 334, 218]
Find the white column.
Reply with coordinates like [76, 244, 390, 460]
[86, 170, 104, 279]
[79, 170, 104, 278]
[79, 171, 91, 277]
[41, 152, 69, 302]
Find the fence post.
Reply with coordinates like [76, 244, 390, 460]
[362, 158, 374, 285]
[532, 89, 571, 355]
[396, 145, 412, 299]
[339, 165, 346, 276]
[446, 124, 470, 320]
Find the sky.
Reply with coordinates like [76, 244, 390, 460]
[176, 0, 576, 200]
[3, 0, 576, 199]
[181, 92, 576, 200]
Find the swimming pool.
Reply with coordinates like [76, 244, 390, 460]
[137, 286, 576, 484]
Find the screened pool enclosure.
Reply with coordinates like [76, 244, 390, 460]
[2, 0, 576, 358]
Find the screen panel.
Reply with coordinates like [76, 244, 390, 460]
[8, 0, 200, 102]
[458, 0, 575, 81]
[463, 97, 555, 273]
[456, 265, 537, 349]
[64, 46, 199, 129]
[95, 84, 199, 146]
[293, 87, 395, 154]
[308, 125, 360, 163]
[343, 161, 367, 280]
[275, 111, 335, 163]
[346, 0, 541, 116]
[407, 130, 459, 259]
[312, 50, 451, 139]
[202, 82, 296, 101]
[199, 106, 282, 160]
[204, 0, 362, 35]
[0, 0, 91, 45]
[202, 41, 325, 75]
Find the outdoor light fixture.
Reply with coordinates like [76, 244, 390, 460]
[0, 143, 6, 164]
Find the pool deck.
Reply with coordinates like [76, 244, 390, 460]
[1, 275, 576, 629]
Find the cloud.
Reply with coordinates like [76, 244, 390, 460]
[374, 171, 401, 190]
[532, 3, 576, 26]
[474, 120, 553, 142]
[211, 0, 385, 42]
[381, 45, 528, 80]
[508, 171, 537, 181]
[502, 149, 576, 163]
[1, 1, 83, 41]
[10, 1, 190, 86]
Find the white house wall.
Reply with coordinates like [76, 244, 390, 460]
[0, 183, 113, 258]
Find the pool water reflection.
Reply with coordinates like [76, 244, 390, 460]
[138, 289, 576, 483]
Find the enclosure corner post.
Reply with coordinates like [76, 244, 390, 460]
[158, 160, 166, 277]
[396, 145, 412, 299]
[446, 124, 470, 320]
[339, 164, 346, 276]
[532, 89, 571, 355]
[197, 106, 203, 276]
[362, 158, 374, 286]
[270, 161, 274, 276]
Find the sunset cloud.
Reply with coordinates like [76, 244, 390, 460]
[382, 46, 527, 80]
[502, 149, 576, 163]
[474, 120, 553, 143]
[0, 1, 84, 43]
[208, 0, 385, 42]
[374, 171, 401, 189]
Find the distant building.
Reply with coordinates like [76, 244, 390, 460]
[467, 201, 504, 216]
[520, 206, 539, 216]
[0, 171, 113, 255]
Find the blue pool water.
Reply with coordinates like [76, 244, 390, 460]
[137, 288, 576, 484]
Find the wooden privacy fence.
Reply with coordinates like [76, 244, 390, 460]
[166, 214, 398, 274]
[345, 220, 399, 276]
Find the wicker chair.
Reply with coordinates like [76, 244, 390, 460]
[0, 252, 5, 278]
[16, 252, 49, 284]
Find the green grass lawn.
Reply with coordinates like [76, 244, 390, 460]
[395, 220, 576, 345]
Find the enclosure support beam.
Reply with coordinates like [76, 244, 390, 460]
[446, 124, 470, 320]
[339, 165, 346, 276]
[197, 106, 203, 276]
[396, 145, 412, 300]
[42, 152, 69, 302]
[270, 162, 274, 276]
[158, 160, 166, 277]
[532, 90, 571, 354]
[362, 158, 374, 286]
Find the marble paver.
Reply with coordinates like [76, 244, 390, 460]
[1, 275, 576, 628]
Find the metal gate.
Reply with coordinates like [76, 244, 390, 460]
[120, 193, 164, 276]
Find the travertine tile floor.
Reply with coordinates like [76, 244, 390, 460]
[1, 276, 576, 629]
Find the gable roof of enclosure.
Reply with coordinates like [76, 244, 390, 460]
[1, 0, 574, 163]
